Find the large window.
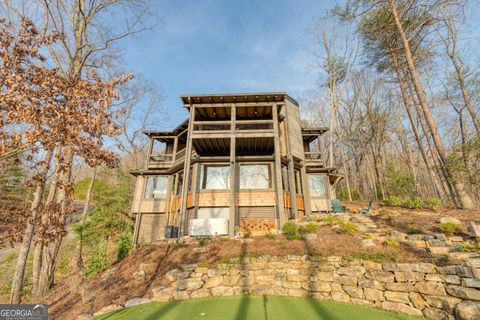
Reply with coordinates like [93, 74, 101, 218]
[309, 175, 327, 197]
[144, 176, 168, 199]
[201, 165, 230, 189]
[240, 164, 270, 189]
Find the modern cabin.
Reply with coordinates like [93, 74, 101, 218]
[130, 92, 342, 244]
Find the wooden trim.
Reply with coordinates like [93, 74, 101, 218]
[300, 166, 312, 216]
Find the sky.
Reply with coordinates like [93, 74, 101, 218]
[118, 0, 335, 130]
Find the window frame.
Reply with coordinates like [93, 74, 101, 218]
[143, 175, 169, 199]
[200, 164, 231, 190]
[308, 174, 328, 198]
[239, 163, 272, 190]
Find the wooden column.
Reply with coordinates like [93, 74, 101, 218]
[283, 115, 298, 219]
[191, 163, 199, 218]
[272, 102, 286, 228]
[172, 136, 178, 162]
[178, 106, 195, 237]
[300, 166, 312, 216]
[133, 175, 147, 245]
[229, 103, 236, 236]
[144, 138, 153, 169]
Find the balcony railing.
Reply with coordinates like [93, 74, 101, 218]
[150, 153, 173, 162]
[236, 120, 273, 130]
[192, 120, 274, 132]
[193, 121, 230, 131]
[175, 148, 186, 160]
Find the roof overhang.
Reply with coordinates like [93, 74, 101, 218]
[143, 119, 189, 139]
[180, 92, 299, 107]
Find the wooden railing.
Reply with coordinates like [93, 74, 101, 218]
[175, 148, 186, 160]
[192, 120, 274, 132]
[150, 153, 173, 162]
[193, 121, 230, 131]
[236, 120, 273, 130]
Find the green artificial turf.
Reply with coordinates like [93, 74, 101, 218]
[95, 296, 425, 320]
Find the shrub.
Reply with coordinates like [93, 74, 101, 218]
[116, 232, 133, 261]
[198, 238, 210, 246]
[439, 222, 464, 236]
[380, 195, 402, 207]
[383, 238, 400, 248]
[85, 241, 108, 278]
[425, 197, 441, 211]
[243, 231, 252, 239]
[337, 186, 360, 201]
[320, 215, 337, 225]
[403, 197, 423, 209]
[336, 220, 358, 234]
[406, 226, 424, 234]
[265, 232, 277, 240]
[299, 222, 318, 234]
[282, 222, 298, 240]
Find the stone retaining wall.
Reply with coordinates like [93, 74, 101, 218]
[96, 256, 480, 320]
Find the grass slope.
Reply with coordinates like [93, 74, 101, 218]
[95, 296, 424, 320]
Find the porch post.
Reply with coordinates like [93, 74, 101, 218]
[301, 167, 312, 216]
[229, 103, 236, 236]
[178, 106, 195, 238]
[272, 102, 286, 228]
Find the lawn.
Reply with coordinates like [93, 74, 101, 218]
[94, 296, 425, 320]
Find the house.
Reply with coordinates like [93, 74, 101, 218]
[130, 92, 342, 244]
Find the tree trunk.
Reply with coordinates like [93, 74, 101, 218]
[389, 0, 474, 209]
[37, 146, 73, 294]
[32, 148, 61, 295]
[391, 54, 442, 198]
[449, 54, 480, 135]
[340, 146, 353, 201]
[75, 167, 97, 270]
[10, 149, 53, 303]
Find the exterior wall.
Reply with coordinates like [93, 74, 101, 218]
[137, 213, 166, 243]
[238, 206, 275, 221]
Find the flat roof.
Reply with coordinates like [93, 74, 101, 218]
[180, 92, 299, 106]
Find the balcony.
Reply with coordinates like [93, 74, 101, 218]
[191, 120, 274, 139]
[148, 148, 186, 169]
[304, 152, 324, 167]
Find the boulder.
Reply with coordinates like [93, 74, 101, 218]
[360, 239, 376, 249]
[124, 298, 150, 308]
[409, 292, 428, 310]
[173, 290, 190, 300]
[77, 314, 92, 320]
[303, 233, 317, 242]
[455, 301, 480, 320]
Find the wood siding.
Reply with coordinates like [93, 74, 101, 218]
[131, 176, 145, 213]
[137, 199, 166, 213]
[284, 100, 304, 160]
[238, 206, 275, 221]
[195, 191, 276, 207]
[137, 213, 165, 243]
[311, 198, 330, 212]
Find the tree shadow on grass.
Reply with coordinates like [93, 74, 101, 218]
[234, 240, 251, 320]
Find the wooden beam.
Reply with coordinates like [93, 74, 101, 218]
[229, 103, 236, 236]
[272, 102, 286, 228]
[172, 136, 178, 162]
[178, 107, 195, 237]
[283, 111, 298, 219]
[132, 176, 146, 246]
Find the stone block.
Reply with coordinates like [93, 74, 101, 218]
[204, 276, 223, 289]
[383, 263, 411, 272]
[385, 282, 413, 292]
[151, 286, 174, 301]
[462, 278, 480, 288]
[364, 288, 384, 302]
[337, 266, 366, 277]
[446, 285, 480, 300]
[415, 281, 446, 296]
[358, 279, 385, 290]
[382, 302, 423, 317]
[211, 286, 234, 296]
[423, 307, 452, 320]
[343, 285, 364, 299]
[331, 291, 350, 303]
[190, 288, 211, 299]
[424, 295, 462, 314]
[384, 291, 410, 304]
[411, 263, 437, 273]
[367, 270, 395, 283]
[363, 261, 382, 271]
[409, 292, 428, 310]
[288, 288, 308, 297]
[251, 284, 273, 295]
[333, 275, 357, 286]
[425, 274, 461, 285]
[124, 298, 150, 308]
[176, 278, 204, 291]
[173, 291, 190, 300]
[222, 275, 241, 286]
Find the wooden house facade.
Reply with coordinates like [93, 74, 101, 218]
[130, 92, 342, 244]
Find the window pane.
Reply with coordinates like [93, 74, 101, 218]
[204, 166, 230, 189]
[240, 164, 270, 189]
[309, 175, 327, 197]
[144, 176, 168, 199]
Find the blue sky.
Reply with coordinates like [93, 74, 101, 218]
[119, 0, 334, 129]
